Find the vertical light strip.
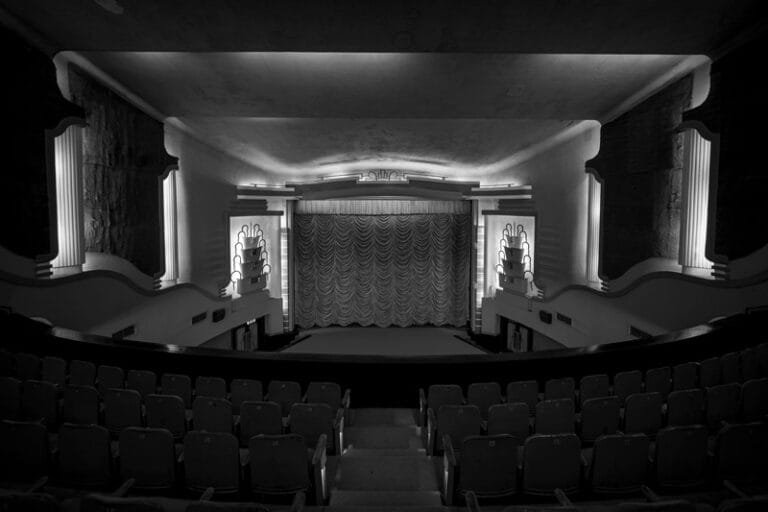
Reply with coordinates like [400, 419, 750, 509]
[280, 209, 290, 328]
[162, 170, 178, 282]
[475, 212, 485, 332]
[52, 126, 84, 271]
[680, 129, 712, 270]
[586, 173, 602, 284]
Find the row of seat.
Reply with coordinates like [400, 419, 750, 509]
[0, 419, 328, 504]
[423, 378, 768, 452]
[0, 352, 351, 417]
[420, 343, 768, 422]
[442, 421, 768, 505]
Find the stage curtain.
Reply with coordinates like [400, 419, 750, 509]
[295, 212, 471, 328]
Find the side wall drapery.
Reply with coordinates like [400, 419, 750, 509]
[295, 211, 471, 328]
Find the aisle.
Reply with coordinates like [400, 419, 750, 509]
[327, 408, 448, 511]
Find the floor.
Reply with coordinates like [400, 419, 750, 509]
[281, 326, 486, 356]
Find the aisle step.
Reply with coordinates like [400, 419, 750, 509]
[333, 456, 439, 491]
[344, 425, 423, 451]
[329, 490, 444, 507]
[351, 408, 419, 427]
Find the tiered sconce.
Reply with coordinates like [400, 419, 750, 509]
[496, 223, 534, 295]
[231, 223, 271, 295]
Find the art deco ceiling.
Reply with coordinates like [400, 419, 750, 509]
[3, 1, 762, 180]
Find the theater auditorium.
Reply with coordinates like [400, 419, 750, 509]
[1, 1, 767, 511]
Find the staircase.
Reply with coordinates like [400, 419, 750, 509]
[327, 408, 450, 511]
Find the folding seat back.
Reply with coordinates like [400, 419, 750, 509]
[185, 502, 272, 512]
[80, 494, 165, 512]
[145, 394, 186, 439]
[720, 352, 741, 384]
[699, 357, 720, 388]
[14, 352, 40, 381]
[758, 343, 768, 376]
[96, 365, 124, 395]
[655, 425, 709, 489]
[126, 370, 157, 399]
[458, 434, 519, 497]
[616, 500, 696, 511]
[58, 423, 112, 487]
[267, 380, 302, 417]
[70, 360, 96, 387]
[715, 497, 768, 512]
[248, 434, 310, 494]
[487, 402, 529, 441]
[614, 370, 643, 403]
[195, 376, 227, 399]
[306, 381, 342, 410]
[590, 433, 649, 494]
[522, 433, 581, 495]
[580, 396, 620, 443]
[741, 377, 768, 421]
[544, 377, 575, 401]
[672, 362, 698, 391]
[467, 382, 502, 420]
[183, 431, 240, 493]
[0, 376, 21, 420]
[715, 422, 768, 483]
[706, 383, 741, 428]
[0, 350, 13, 377]
[104, 388, 143, 435]
[119, 427, 176, 489]
[62, 385, 99, 425]
[289, 403, 334, 451]
[535, 398, 575, 435]
[645, 367, 671, 399]
[667, 389, 705, 426]
[21, 379, 58, 428]
[238, 401, 283, 446]
[230, 379, 263, 414]
[0, 419, 48, 482]
[506, 383, 539, 421]
[193, 396, 233, 433]
[427, 384, 464, 414]
[161, 373, 193, 408]
[41, 356, 67, 386]
[579, 374, 610, 407]
[624, 392, 663, 436]
[437, 405, 482, 451]
[0, 491, 59, 512]
[739, 348, 760, 382]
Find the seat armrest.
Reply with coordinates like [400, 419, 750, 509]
[312, 434, 328, 466]
[480, 420, 487, 434]
[27, 476, 48, 493]
[334, 408, 345, 454]
[342, 388, 351, 410]
[177, 451, 185, 464]
[199, 487, 215, 501]
[312, 434, 328, 505]
[113, 478, 135, 497]
[419, 388, 426, 426]
[554, 488, 573, 506]
[723, 479, 749, 499]
[426, 407, 437, 456]
[641, 484, 661, 502]
[240, 450, 250, 467]
[290, 490, 306, 512]
[301, 393, 307, 403]
[465, 491, 481, 512]
[442, 435, 457, 506]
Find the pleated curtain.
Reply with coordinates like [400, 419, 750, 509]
[295, 211, 471, 328]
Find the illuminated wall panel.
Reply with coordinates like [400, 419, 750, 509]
[586, 172, 602, 284]
[52, 126, 84, 271]
[680, 129, 712, 271]
[162, 170, 178, 282]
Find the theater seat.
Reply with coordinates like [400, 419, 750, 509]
[126, 370, 157, 400]
[267, 380, 302, 418]
[0, 419, 49, 484]
[614, 370, 644, 404]
[182, 431, 240, 494]
[721, 353, 741, 384]
[429, 404, 482, 455]
[522, 433, 582, 496]
[467, 382, 503, 420]
[739, 348, 760, 382]
[69, 359, 97, 387]
[487, 402, 529, 442]
[118, 427, 176, 490]
[14, 353, 40, 381]
[103, 388, 143, 436]
[196, 376, 227, 400]
[420, 383, 464, 427]
[535, 398, 575, 435]
[624, 392, 663, 437]
[21, 380, 58, 428]
[654, 425, 709, 490]
[667, 389, 705, 427]
[230, 379, 263, 415]
[0, 376, 21, 420]
[588, 433, 649, 495]
[579, 396, 620, 443]
[57, 423, 113, 487]
[193, 397, 233, 433]
[96, 365, 124, 395]
[740, 378, 768, 422]
[41, 356, 66, 387]
[699, 357, 721, 388]
[162, 373, 193, 409]
[238, 401, 283, 446]
[544, 377, 575, 402]
[506, 380, 539, 416]
[706, 383, 741, 429]
[442, 434, 518, 505]
[145, 394, 187, 440]
[715, 422, 768, 484]
[579, 374, 610, 408]
[645, 367, 671, 400]
[61, 385, 99, 425]
[672, 362, 699, 391]
[288, 403, 342, 455]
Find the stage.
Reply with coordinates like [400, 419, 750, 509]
[281, 326, 487, 356]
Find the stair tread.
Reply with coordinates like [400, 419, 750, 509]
[330, 490, 443, 507]
[333, 456, 440, 491]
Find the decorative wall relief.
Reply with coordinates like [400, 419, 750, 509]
[496, 223, 536, 296]
[0, 27, 84, 261]
[230, 222, 270, 295]
[67, 64, 177, 278]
